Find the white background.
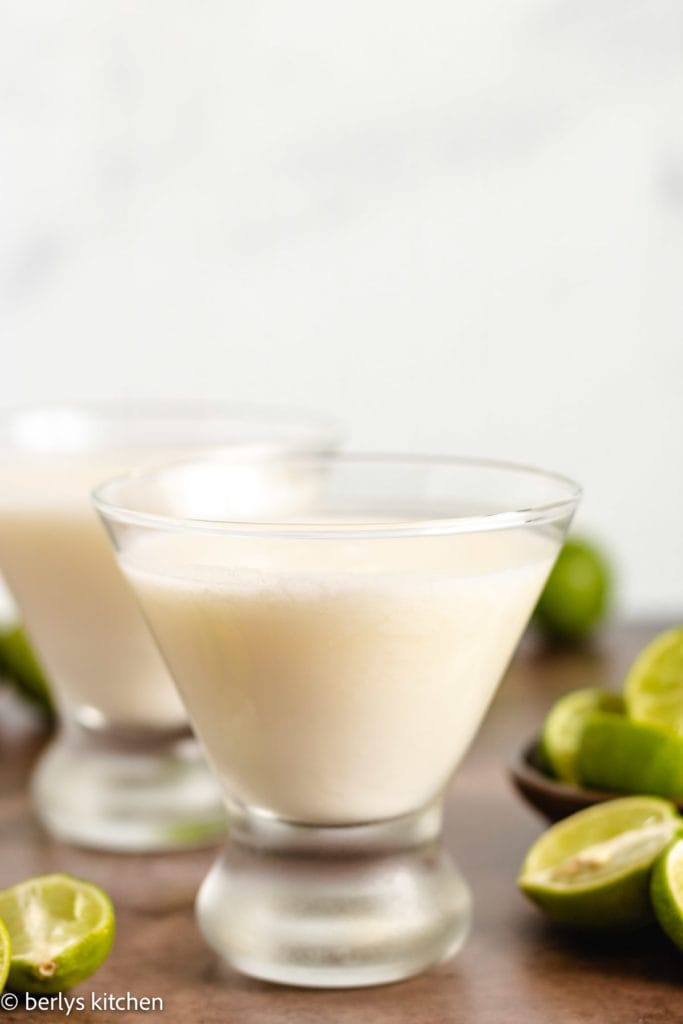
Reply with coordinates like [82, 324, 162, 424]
[2, 1, 682, 616]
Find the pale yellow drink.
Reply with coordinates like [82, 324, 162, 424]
[122, 527, 555, 823]
[0, 457, 186, 728]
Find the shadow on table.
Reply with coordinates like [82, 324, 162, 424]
[519, 916, 682, 988]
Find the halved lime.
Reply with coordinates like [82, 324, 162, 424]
[577, 712, 683, 800]
[0, 917, 10, 992]
[651, 837, 683, 953]
[518, 796, 680, 927]
[625, 626, 683, 735]
[0, 874, 114, 994]
[541, 688, 624, 784]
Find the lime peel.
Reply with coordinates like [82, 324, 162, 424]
[541, 687, 624, 784]
[0, 626, 53, 717]
[577, 712, 683, 800]
[651, 837, 683, 953]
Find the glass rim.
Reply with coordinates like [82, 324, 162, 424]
[0, 400, 341, 452]
[93, 452, 582, 540]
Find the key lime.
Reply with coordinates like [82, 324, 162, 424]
[0, 626, 53, 718]
[0, 874, 114, 994]
[518, 796, 680, 927]
[0, 918, 10, 992]
[651, 837, 683, 953]
[577, 712, 683, 800]
[624, 626, 683, 735]
[533, 537, 611, 644]
[541, 688, 624, 784]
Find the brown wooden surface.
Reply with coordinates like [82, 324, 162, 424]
[1, 622, 682, 1023]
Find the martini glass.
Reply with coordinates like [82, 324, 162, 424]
[0, 404, 337, 851]
[94, 453, 580, 985]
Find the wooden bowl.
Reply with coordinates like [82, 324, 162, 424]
[507, 737, 683, 822]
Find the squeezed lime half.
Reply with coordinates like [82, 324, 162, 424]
[0, 874, 114, 994]
[519, 796, 680, 928]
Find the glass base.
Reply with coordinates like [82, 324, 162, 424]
[32, 727, 226, 852]
[196, 802, 471, 988]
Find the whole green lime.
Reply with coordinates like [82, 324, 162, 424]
[534, 537, 611, 644]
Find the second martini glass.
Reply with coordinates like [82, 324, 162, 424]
[0, 404, 336, 851]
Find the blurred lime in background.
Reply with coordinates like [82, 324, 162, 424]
[0, 578, 53, 718]
[534, 537, 612, 645]
[0, 624, 53, 720]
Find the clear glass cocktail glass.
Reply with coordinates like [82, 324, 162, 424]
[0, 404, 337, 851]
[94, 453, 580, 985]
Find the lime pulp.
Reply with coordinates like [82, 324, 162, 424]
[0, 874, 115, 994]
[519, 796, 680, 928]
[625, 627, 683, 735]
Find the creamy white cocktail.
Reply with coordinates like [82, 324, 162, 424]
[0, 457, 185, 730]
[96, 453, 579, 986]
[122, 527, 554, 824]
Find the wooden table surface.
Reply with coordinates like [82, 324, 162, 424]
[1, 622, 682, 1023]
